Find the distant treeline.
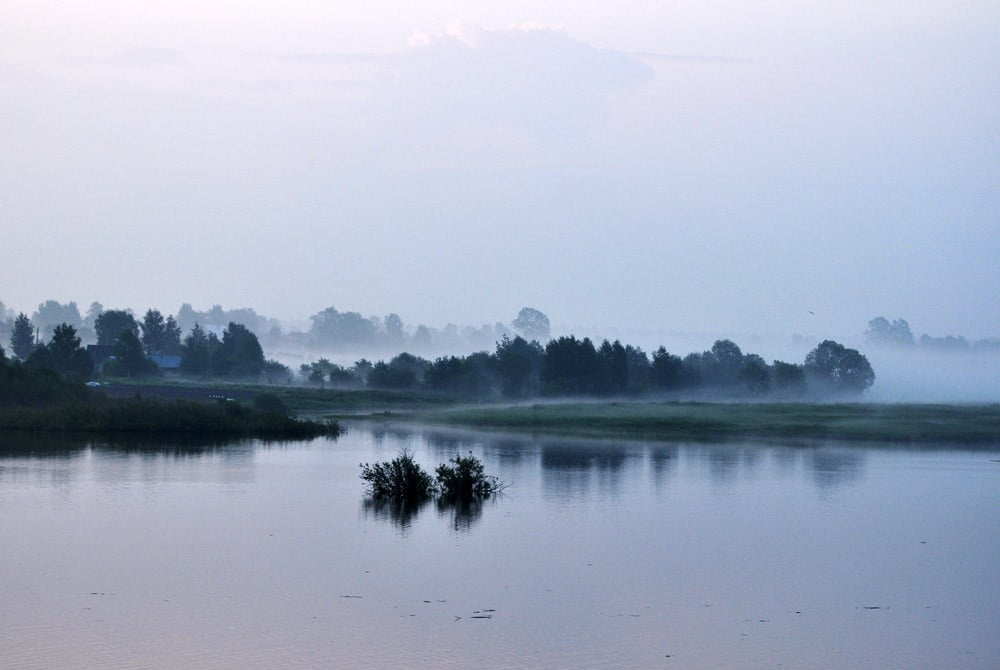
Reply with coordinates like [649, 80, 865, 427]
[303, 336, 875, 398]
[1, 304, 291, 383]
[0, 300, 552, 355]
[865, 317, 999, 352]
[0, 343, 337, 438]
[3, 298, 876, 397]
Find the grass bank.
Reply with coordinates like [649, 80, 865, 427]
[376, 401, 1000, 444]
[0, 397, 340, 439]
[100, 380, 458, 415]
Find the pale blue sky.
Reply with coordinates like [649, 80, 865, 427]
[1, 2, 997, 340]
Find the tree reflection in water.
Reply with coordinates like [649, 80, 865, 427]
[362, 494, 493, 533]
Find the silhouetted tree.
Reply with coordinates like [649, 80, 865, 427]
[771, 360, 806, 394]
[738, 353, 771, 394]
[9, 313, 36, 361]
[804, 340, 875, 394]
[541, 336, 609, 395]
[214, 322, 265, 377]
[140, 309, 167, 357]
[163, 316, 182, 355]
[651, 347, 684, 390]
[107, 330, 158, 377]
[352, 359, 374, 385]
[180, 324, 217, 376]
[624, 345, 652, 392]
[262, 359, 292, 384]
[424, 353, 495, 395]
[27, 324, 92, 377]
[512, 307, 551, 342]
[299, 358, 358, 387]
[368, 353, 430, 389]
[95, 309, 139, 346]
[599, 339, 629, 393]
[495, 335, 543, 397]
[710, 339, 743, 386]
[865, 317, 914, 346]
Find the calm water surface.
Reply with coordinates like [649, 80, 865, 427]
[1, 426, 998, 669]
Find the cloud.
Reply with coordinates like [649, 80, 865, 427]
[366, 21, 653, 142]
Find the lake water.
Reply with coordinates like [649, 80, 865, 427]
[1, 425, 998, 669]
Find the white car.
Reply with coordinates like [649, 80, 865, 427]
[86, 381, 102, 387]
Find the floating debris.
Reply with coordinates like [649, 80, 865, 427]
[340, 595, 364, 599]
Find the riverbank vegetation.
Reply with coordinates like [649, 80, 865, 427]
[0, 351, 338, 438]
[403, 402, 1000, 444]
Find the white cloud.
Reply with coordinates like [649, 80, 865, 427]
[363, 21, 653, 143]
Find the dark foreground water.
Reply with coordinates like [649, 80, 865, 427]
[1, 426, 998, 670]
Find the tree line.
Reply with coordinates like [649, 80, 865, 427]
[302, 336, 876, 398]
[3, 305, 289, 382]
[865, 317, 999, 352]
[0, 300, 554, 357]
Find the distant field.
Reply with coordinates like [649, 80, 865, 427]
[101, 380, 459, 414]
[380, 401, 1000, 445]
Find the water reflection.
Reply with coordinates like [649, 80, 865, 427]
[437, 496, 491, 532]
[0, 432, 285, 459]
[368, 424, 876, 497]
[540, 443, 633, 498]
[362, 496, 430, 532]
[361, 495, 492, 533]
[806, 447, 866, 490]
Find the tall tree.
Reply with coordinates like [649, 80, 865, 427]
[9, 313, 36, 361]
[599, 339, 628, 393]
[650, 347, 683, 390]
[215, 322, 265, 377]
[383, 313, 406, 344]
[180, 324, 215, 376]
[511, 307, 551, 342]
[112, 330, 157, 377]
[865, 317, 914, 346]
[27, 324, 92, 377]
[540, 336, 609, 395]
[495, 335, 543, 397]
[163, 316, 182, 355]
[140, 309, 167, 357]
[804, 340, 875, 394]
[83, 301, 104, 329]
[95, 310, 139, 346]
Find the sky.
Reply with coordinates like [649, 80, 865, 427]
[1, 1, 997, 341]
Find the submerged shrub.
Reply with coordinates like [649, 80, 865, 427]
[435, 453, 505, 502]
[360, 449, 435, 500]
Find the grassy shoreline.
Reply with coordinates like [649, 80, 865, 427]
[0, 397, 340, 439]
[55, 380, 1000, 444]
[356, 401, 1000, 445]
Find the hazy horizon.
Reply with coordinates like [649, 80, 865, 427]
[2, 2, 997, 339]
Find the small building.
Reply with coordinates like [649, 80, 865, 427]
[151, 354, 182, 376]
